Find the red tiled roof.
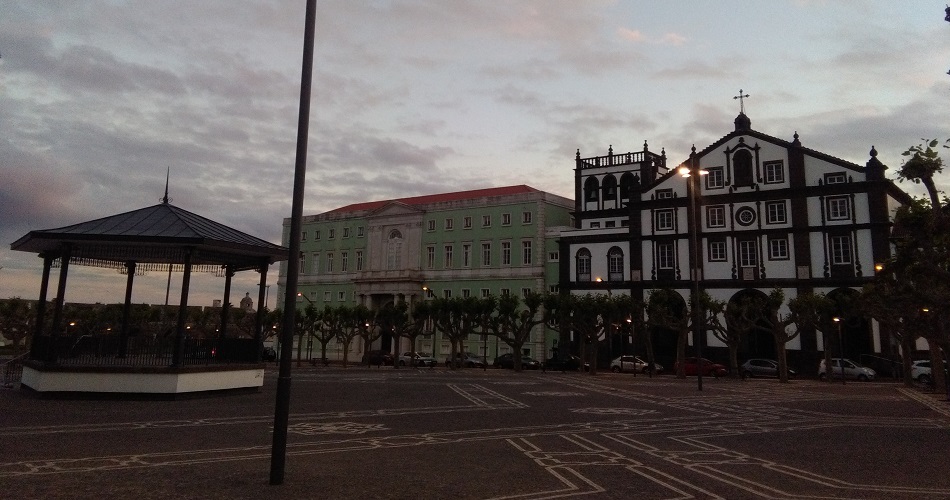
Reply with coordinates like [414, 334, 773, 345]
[326, 185, 540, 215]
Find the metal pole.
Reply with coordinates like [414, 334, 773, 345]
[838, 320, 845, 385]
[270, 0, 316, 486]
[688, 153, 703, 391]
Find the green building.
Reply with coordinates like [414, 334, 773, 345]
[276, 185, 573, 362]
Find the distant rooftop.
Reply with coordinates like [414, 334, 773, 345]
[325, 185, 543, 215]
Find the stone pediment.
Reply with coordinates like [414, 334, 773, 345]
[366, 201, 425, 218]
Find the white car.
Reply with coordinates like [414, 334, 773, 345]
[398, 351, 437, 367]
[818, 358, 875, 381]
[911, 360, 947, 385]
[609, 355, 663, 374]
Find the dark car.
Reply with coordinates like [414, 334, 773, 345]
[543, 355, 582, 371]
[493, 353, 541, 370]
[445, 352, 487, 368]
[675, 357, 728, 377]
[740, 358, 795, 378]
[262, 346, 277, 362]
[362, 350, 394, 366]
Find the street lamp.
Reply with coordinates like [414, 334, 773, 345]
[679, 148, 708, 391]
[833, 317, 845, 385]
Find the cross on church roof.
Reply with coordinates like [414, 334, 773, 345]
[733, 89, 750, 114]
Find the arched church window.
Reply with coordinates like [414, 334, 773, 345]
[576, 248, 592, 282]
[387, 229, 403, 270]
[733, 149, 754, 186]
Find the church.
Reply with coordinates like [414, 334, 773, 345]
[557, 109, 913, 375]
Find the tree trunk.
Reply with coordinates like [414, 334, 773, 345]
[676, 328, 688, 378]
[775, 338, 789, 383]
[822, 332, 834, 382]
[728, 343, 740, 379]
[900, 335, 915, 387]
[928, 343, 946, 394]
[320, 341, 329, 366]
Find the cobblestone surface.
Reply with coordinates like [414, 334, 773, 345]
[1, 366, 948, 499]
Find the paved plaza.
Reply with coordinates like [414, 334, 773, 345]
[1, 366, 949, 499]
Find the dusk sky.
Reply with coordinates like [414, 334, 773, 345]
[2, 1, 949, 311]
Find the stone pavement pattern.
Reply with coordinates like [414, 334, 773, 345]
[1, 367, 948, 499]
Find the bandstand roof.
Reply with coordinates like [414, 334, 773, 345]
[11, 202, 288, 272]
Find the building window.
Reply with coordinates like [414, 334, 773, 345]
[769, 237, 789, 260]
[584, 177, 600, 204]
[482, 215, 491, 227]
[443, 289, 452, 299]
[827, 196, 850, 220]
[500, 288, 510, 296]
[462, 243, 472, 267]
[576, 248, 592, 281]
[765, 201, 787, 224]
[655, 189, 673, 199]
[338, 291, 345, 302]
[312, 253, 320, 275]
[655, 209, 675, 231]
[706, 205, 726, 228]
[608, 246, 624, 281]
[444, 245, 454, 268]
[301, 231, 307, 241]
[326, 253, 334, 273]
[502, 241, 511, 265]
[426, 246, 435, 269]
[621, 219, 629, 227]
[357, 226, 364, 237]
[462, 289, 471, 298]
[590, 221, 601, 229]
[548, 251, 559, 262]
[522, 211, 532, 224]
[521, 288, 531, 298]
[356, 250, 363, 271]
[764, 161, 784, 184]
[738, 240, 757, 267]
[830, 234, 852, 264]
[328, 228, 335, 239]
[314, 230, 321, 240]
[299, 254, 306, 275]
[463, 216, 472, 229]
[502, 213, 511, 226]
[708, 240, 727, 261]
[481, 288, 491, 298]
[427, 220, 436, 231]
[706, 168, 725, 189]
[387, 230, 403, 270]
[324, 291, 332, 302]
[656, 243, 675, 270]
[522, 240, 532, 265]
[605, 221, 616, 228]
[425, 288, 435, 299]
[549, 284, 559, 293]
[481, 243, 491, 266]
[445, 218, 454, 230]
[343, 227, 350, 238]
[341, 251, 349, 272]
[825, 172, 847, 184]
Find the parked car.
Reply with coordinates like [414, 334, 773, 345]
[398, 351, 437, 367]
[609, 355, 663, 374]
[445, 352, 486, 368]
[818, 358, 875, 381]
[675, 357, 728, 377]
[910, 359, 947, 385]
[740, 358, 795, 378]
[493, 353, 541, 370]
[543, 354, 582, 371]
[261, 346, 277, 362]
[362, 350, 394, 366]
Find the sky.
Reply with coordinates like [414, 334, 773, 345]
[1, 1, 949, 311]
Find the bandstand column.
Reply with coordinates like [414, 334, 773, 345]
[47, 244, 71, 364]
[172, 249, 193, 367]
[255, 261, 269, 361]
[220, 265, 234, 339]
[119, 261, 136, 358]
[30, 254, 54, 360]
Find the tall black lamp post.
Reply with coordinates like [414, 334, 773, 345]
[833, 317, 845, 385]
[679, 147, 707, 391]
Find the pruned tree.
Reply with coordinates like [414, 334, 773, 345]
[429, 296, 485, 369]
[483, 291, 545, 372]
[0, 298, 34, 357]
[646, 289, 724, 379]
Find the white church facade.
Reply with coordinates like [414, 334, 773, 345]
[557, 112, 913, 375]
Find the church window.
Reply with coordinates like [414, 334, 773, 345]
[733, 149, 754, 186]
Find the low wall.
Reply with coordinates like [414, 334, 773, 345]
[21, 361, 264, 397]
